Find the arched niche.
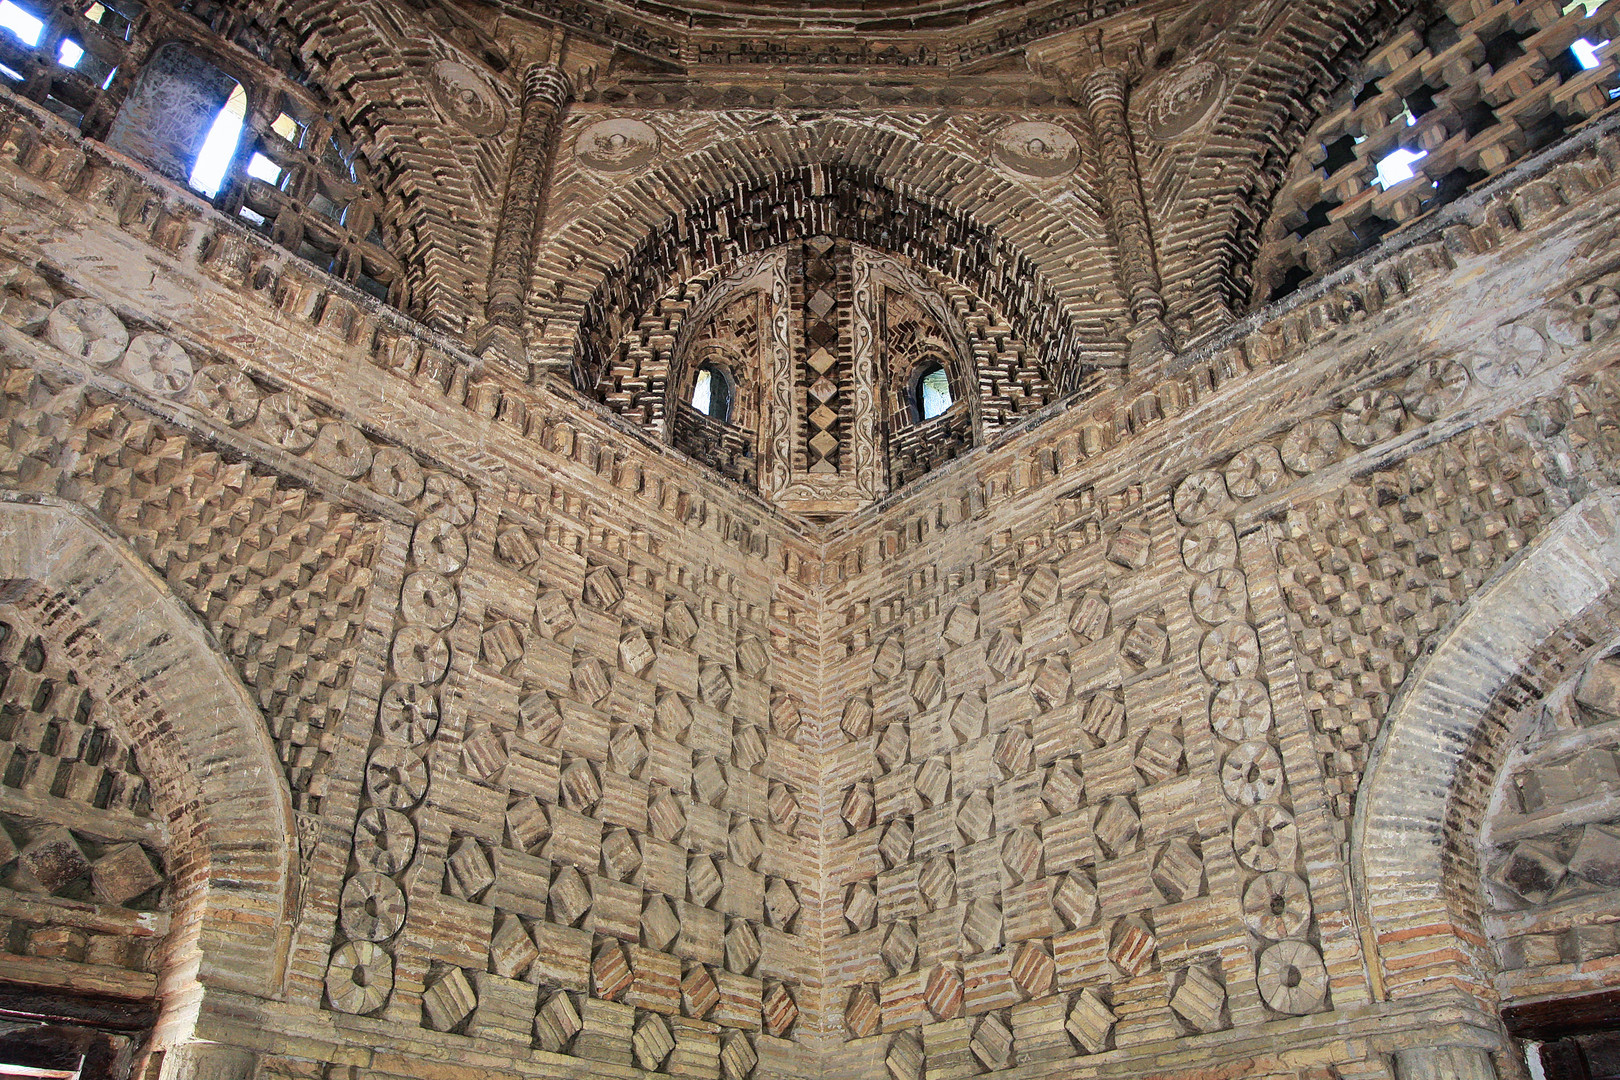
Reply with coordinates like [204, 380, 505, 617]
[669, 288, 768, 489]
[0, 493, 296, 1049]
[1354, 488, 1620, 1009]
[1477, 640, 1620, 1011]
[594, 235, 1051, 514]
[569, 161, 1091, 398]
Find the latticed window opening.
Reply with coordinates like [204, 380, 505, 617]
[1257, 0, 1620, 305]
[0, 620, 153, 819]
[0, 0, 405, 306]
[0, 0, 134, 131]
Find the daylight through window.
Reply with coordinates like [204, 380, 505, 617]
[690, 363, 734, 423]
[188, 79, 245, 197]
[915, 363, 952, 421]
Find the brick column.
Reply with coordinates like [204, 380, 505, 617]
[480, 60, 571, 370]
[1393, 1047, 1500, 1080]
[160, 1042, 257, 1080]
[1072, 65, 1172, 362]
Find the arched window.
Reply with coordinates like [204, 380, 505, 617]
[28, 19, 410, 307]
[690, 362, 734, 424]
[911, 361, 953, 422]
[106, 43, 243, 189]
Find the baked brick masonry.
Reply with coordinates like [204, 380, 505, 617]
[0, 1, 1618, 1079]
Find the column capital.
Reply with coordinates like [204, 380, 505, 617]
[159, 1042, 257, 1080]
[523, 61, 573, 110]
[1393, 1046, 1500, 1080]
[1076, 64, 1128, 107]
[1025, 34, 1143, 99]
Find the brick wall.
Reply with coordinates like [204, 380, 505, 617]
[0, 9, 1614, 1080]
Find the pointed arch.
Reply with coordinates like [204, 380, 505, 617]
[1353, 489, 1620, 1002]
[0, 493, 296, 1045]
[541, 120, 1122, 395]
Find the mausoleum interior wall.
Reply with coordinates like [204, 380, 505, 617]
[804, 110, 1620, 1071]
[0, 3, 1618, 1079]
[0, 83, 834, 1073]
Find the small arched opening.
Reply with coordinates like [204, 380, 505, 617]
[689, 361, 735, 425]
[909, 359, 954, 424]
[877, 275, 976, 488]
[663, 286, 764, 490]
[105, 41, 243, 190]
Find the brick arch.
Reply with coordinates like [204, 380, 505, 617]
[643, 250, 779, 440]
[867, 255, 980, 428]
[284, 1, 512, 332]
[1154, 0, 1414, 340]
[0, 494, 296, 1041]
[546, 120, 1120, 396]
[1353, 489, 1620, 1003]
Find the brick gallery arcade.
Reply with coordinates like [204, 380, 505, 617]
[0, 1, 1616, 1079]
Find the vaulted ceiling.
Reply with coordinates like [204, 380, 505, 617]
[489, 0, 1181, 68]
[590, 0, 1110, 31]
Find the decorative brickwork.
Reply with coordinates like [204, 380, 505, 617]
[0, 5, 1617, 1080]
[592, 238, 1050, 517]
[505, 0, 1155, 70]
[1255, 0, 1620, 307]
[1359, 491, 1620, 1002]
[0, 0, 405, 305]
[573, 166, 1081, 401]
[1483, 648, 1620, 1003]
[0, 497, 296, 1010]
[0, 277, 389, 813]
[0, 606, 168, 995]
